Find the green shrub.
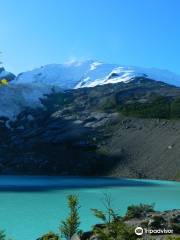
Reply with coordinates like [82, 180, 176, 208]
[91, 194, 136, 240]
[101, 97, 116, 111]
[118, 96, 171, 119]
[119, 96, 180, 119]
[171, 98, 180, 118]
[125, 203, 155, 219]
[141, 220, 149, 228]
[38, 231, 60, 240]
[93, 221, 136, 240]
[0, 231, 6, 240]
[41, 92, 69, 112]
[149, 215, 166, 229]
[166, 237, 180, 240]
[172, 223, 180, 234]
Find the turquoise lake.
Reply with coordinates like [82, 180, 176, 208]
[0, 176, 180, 240]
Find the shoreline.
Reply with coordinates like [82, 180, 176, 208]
[0, 175, 179, 190]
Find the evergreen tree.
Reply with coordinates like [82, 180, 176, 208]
[60, 195, 81, 240]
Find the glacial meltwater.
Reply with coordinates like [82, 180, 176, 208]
[0, 176, 179, 240]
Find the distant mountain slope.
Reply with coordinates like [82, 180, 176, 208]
[1, 61, 180, 119]
[1, 63, 180, 179]
[1, 78, 180, 180]
[14, 60, 180, 88]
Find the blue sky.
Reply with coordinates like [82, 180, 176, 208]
[0, 0, 180, 74]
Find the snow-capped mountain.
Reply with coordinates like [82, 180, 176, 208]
[14, 61, 92, 89]
[14, 60, 180, 89]
[1, 60, 180, 120]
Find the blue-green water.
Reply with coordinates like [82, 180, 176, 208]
[0, 176, 180, 240]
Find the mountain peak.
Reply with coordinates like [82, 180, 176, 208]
[14, 61, 180, 89]
[1, 60, 180, 119]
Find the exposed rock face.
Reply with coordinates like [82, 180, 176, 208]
[0, 78, 180, 179]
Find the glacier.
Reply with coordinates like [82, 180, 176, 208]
[1, 60, 180, 119]
[14, 60, 180, 89]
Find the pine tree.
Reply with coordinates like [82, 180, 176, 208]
[60, 195, 81, 240]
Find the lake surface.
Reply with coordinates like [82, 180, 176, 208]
[0, 176, 180, 240]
